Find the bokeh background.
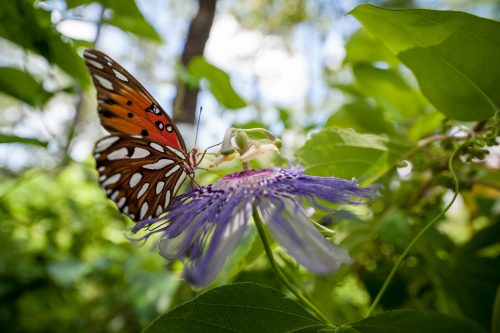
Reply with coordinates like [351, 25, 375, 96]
[0, 0, 499, 332]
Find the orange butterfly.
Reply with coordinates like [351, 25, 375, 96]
[84, 49, 198, 221]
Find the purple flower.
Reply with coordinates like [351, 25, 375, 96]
[133, 167, 378, 287]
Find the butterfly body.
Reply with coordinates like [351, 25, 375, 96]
[84, 49, 196, 221]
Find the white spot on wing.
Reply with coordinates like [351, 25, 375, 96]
[142, 159, 174, 170]
[129, 172, 142, 188]
[140, 202, 149, 219]
[150, 142, 164, 152]
[156, 181, 165, 195]
[164, 190, 171, 208]
[94, 74, 113, 90]
[166, 146, 186, 159]
[131, 147, 150, 158]
[164, 165, 180, 178]
[85, 51, 97, 59]
[95, 136, 120, 153]
[137, 183, 149, 199]
[156, 205, 163, 216]
[111, 191, 119, 200]
[98, 166, 106, 172]
[87, 59, 103, 69]
[107, 147, 128, 160]
[117, 197, 126, 208]
[102, 173, 121, 186]
[112, 69, 128, 82]
[123, 206, 129, 214]
[173, 172, 187, 194]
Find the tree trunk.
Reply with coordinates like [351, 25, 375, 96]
[173, 0, 217, 124]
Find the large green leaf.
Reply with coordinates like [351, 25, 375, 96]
[143, 283, 328, 333]
[188, 56, 247, 109]
[326, 101, 399, 136]
[0, 67, 53, 107]
[296, 127, 413, 182]
[337, 310, 487, 333]
[0, 0, 89, 87]
[344, 28, 399, 66]
[352, 64, 425, 119]
[351, 5, 500, 121]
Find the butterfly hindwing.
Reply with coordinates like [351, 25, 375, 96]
[94, 135, 189, 220]
[84, 49, 186, 151]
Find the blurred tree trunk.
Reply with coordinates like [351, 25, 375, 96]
[173, 0, 217, 124]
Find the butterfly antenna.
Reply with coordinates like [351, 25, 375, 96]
[194, 106, 202, 148]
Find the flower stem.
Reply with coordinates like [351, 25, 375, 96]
[366, 144, 463, 317]
[252, 209, 332, 325]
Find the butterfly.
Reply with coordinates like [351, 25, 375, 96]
[84, 49, 198, 221]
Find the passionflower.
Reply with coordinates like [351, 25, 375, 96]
[133, 166, 378, 287]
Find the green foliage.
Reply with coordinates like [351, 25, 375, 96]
[296, 127, 413, 181]
[0, 67, 53, 107]
[351, 5, 500, 121]
[0, 0, 89, 87]
[0, 134, 48, 148]
[143, 283, 329, 333]
[188, 56, 247, 109]
[337, 310, 488, 333]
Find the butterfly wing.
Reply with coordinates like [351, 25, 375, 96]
[83, 49, 186, 151]
[94, 135, 189, 221]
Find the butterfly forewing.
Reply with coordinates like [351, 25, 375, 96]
[95, 135, 189, 220]
[84, 49, 186, 151]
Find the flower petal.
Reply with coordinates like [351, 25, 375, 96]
[183, 204, 250, 287]
[258, 197, 352, 274]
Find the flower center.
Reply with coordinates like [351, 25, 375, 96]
[212, 169, 277, 191]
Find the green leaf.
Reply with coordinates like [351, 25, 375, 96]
[296, 127, 413, 182]
[104, 0, 163, 42]
[344, 28, 399, 66]
[143, 283, 329, 333]
[351, 5, 500, 121]
[325, 101, 399, 136]
[0, 133, 48, 148]
[0, 0, 89, 87]
[188, 56, 247, 109]
[352, 64, 424, 119]
[0, 67, 53, 107]
[337, 310, 487, 333]
[408, 111, 445, 141]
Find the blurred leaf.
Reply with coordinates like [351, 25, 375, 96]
[104, 0, 163, 42]
[352, 64, 424, 119]
[278, 107, 292, 129]
[337, 310, 487, 333]
[0, 0, 89, 86]
[0, 133, 48, 148]
[188, 56, 247, 109]
[296, 127, 413, 182]
[377, 210, 412, 250]
[47, 260, 90, 287]
[351, 5, 500, 121]
[408, 111, 445, 141]
[0, 67, 53, 107]
[344, 29, 399, 66]
[66, 0, 162, 42]
[326, 101, 399, 136]
[143, 283, 328, 333]
[493, 285, 500, 333]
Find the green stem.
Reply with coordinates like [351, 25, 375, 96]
[366, 144, 463, 317]
[252, 209, 332, 325]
